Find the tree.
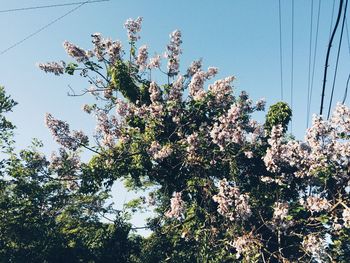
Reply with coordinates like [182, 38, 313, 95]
[0, 88, 140, 262]
[38, 17, 350, 262]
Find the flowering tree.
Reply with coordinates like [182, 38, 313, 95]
[39, 17, 350, 262]
[0, 88, 141, 262]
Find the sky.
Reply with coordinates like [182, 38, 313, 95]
[0, 0, 349, 234]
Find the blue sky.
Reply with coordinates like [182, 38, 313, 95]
[0, 0, 349, 233]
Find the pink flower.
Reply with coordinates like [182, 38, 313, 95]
[136, 45, 148, 70]
[37, 61, 65, 75]
[45, 113, 89, 151]
[124, 17, 143, 42]
[63, 41, 89, 62]
[165, 192, 185, 219]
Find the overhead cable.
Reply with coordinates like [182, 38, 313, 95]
[0, 0, 109, 13]
[327, 0, 348, 119]
[278, 0, 284, 100]
[0, 2, 90, 55]
[320, 0, 344, 115]
[306, 0, 314, 127]
[290, 0, 294, 133]
[307, 0, 321, 127]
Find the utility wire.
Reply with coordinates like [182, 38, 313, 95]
[0, 0, 109, 13]
[306, 0, 314, 127]
[320, 0, 344, 115]
[327, 0, 348, 119]
[341, 18, 350, 104]
[345, 18, 350, 52]
[0, 1, 94, 56]
[278, 0, 284, 100]
[342, 73, 350, 104]
[329, 0, 336, 39]
[346, 18, 350, 54]
[290, 0, 294, 133]
[307, 0, 321, 127]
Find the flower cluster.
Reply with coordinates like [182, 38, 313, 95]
[148, 141, 172, 161]
[187, 59, 202, 76]
[210, 103, 244, 150]
[165, 192, 185, 219]
[302, 234, 326, 262]
[136, 45, 148, 70]
[91, 33, 122, 62]
[63, 41, 90, 62]
[263, 124, 285, 173]
[270, 201, 295, 230]
[265, 103, 350, 180]
[303, 196, 331, 213]
[149, 82, 160, 103]
[37, 61, 65, 75]
[124, 16, 143, 42]
[207, 76, 235, 107]
[165, 30, 182, 76]
[91, 33, 105, 61]
[186, 132, 199, 155]
[212, 179, 252, 221]
[189, 67, 218, 100]
[50, 148, 80, 172]
[273, 201, 289, 221]
[148, 54, 161, 69]
[230, 233, 261, 260]
[343, 207, 350, 228]
[45, 113, 88, 151]
[95, 111, 121, 147]
[255, 98, 266, 111]
[168, 75, 184, 103]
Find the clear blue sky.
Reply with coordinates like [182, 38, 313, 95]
[0, 0, 349, 232]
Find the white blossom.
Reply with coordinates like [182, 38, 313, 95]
[38, 61, 65, 75]
[124, 17, 143, 42]
[305, 196, 331, 213]
[165, 192, 185, 219]
[63, 41, 89, 62]
[136, 45, 148, 70]
[342, 208, 350, 228]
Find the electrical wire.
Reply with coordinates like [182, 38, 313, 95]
[290, 0, 294, 133]
[341, 16, 350, 103]
[306, 0, 314, 127]
[346, 18, 350, 54]
[278, 0, 284, 100]
[327, 0, 348, 119]
[320, 0, 344, 115]
[0, 1, 93, 56]
[342, 73, 350, 104]
[329, 0, 336, 39]
[0, 0, 109, 13]
[307, 0, 321, 127]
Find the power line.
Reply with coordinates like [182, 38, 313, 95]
[327, 0, 348, 119]
[0, 0, 109, 14]
[306, 0, 314, 127]
[320, 0, 344, 115]
[342, 19, 350, 104]
[307, 0, 321, 127]
[0, 2, 86, 55]
[0, 1, 104, 56]
[290, 0, 294, 133]
[342, 73, 350, 104]
[329, 0, 336, 39]
[342, 18, 350, 104]
[346, 18, 350, 54]
[278, 0, 284, 101]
